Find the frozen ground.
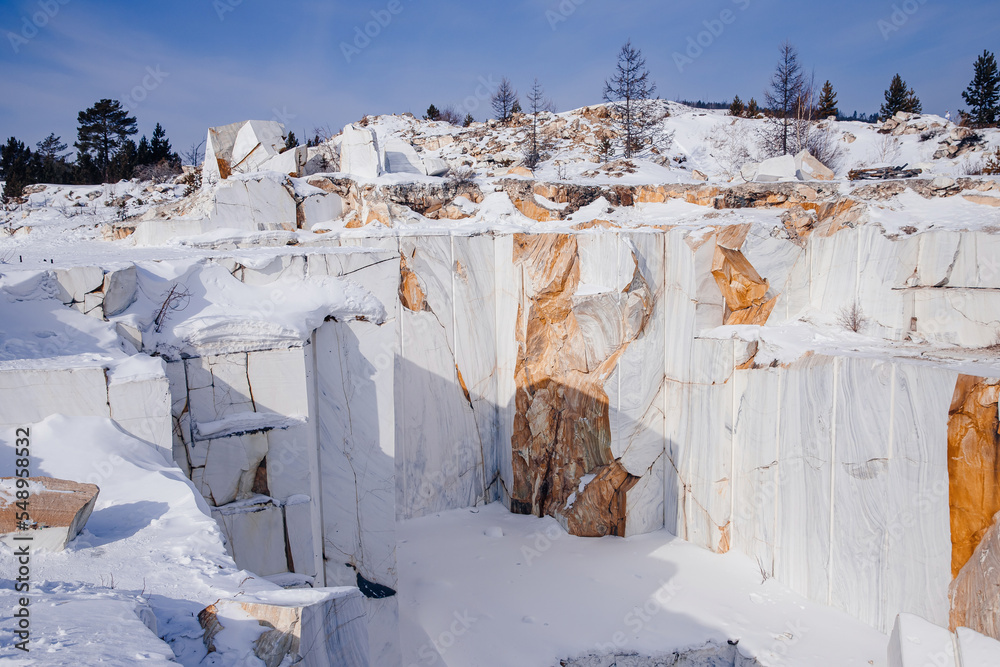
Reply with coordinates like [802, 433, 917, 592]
[397, 504, 887, 667]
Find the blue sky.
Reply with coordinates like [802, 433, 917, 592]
[1, 0, 998, 155]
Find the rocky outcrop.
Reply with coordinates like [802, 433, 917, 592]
[947, 375, 1000, 577]
[509, 234, 652, 536]
[934, 126, 986, 160]
[0, 477, 99, 551]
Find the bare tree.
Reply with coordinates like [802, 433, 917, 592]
[491, 77, 520, 125]
[837, 301, 869, 333]
[763, 41, 806, 156]
[603, 40, 662, 159]
[182, 139, 206, 168]
[439, 105, 463, 125]
[523, 78, 556, 170]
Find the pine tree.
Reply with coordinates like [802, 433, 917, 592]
[523, 78, 554, 170]
[1, 137, 37, 202]
[284, 131, 298, 150]
[747, 98, 760, 117]
[150, 123, 175, 162]
[817, 81, 839, 119]
[137, 136, 152, 165]
[491, 78, 520, 124]
[463, 113, 475, 127]
[764, 41, 806, 155]
[729, 95, 745, 117]
[108, 138, 138, 182]
[603, 40, 660, 158]
[881, 74, 922, 118]
[35, 133, 71, 184]
[75, 99, 138, 183]
[962, 50, 1000, 127]
[424, 104, 441, 121]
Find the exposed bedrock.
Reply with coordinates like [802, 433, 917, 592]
[509, 233, 653, 536]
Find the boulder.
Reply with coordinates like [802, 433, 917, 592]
[421, 157, 450, 177]
[957, 627, 1000, 665]
[931, 176, 957, 191]
[258, 146, 308, 177]
[199, 587, 369, 667]
[508, 166, 534, 177]
[0, 477, 99, 551]
[794, 150, 835, 181]
[739, 162, 759, 182]
[691, 169, 709, 182]
[382, 137, 424, 175]
[887, 613, 1000, 666]
[754, 154, 798, 182]
[339, 126, 384, 179]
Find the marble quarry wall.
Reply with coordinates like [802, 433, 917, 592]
[28, 221, 1000, 652]
[320, 225, 1000, 637]
[160, 250, 402, 666]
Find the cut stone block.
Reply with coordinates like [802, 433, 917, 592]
[340, 125, 383, 179]
[0, 477, 99, 551]
[102, 265, 138, 317]
[199, 587, 369, 667]
[53, 266, 104, 304]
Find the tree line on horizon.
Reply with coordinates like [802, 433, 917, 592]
[0, 99, 185, 203]
[422, 42, 999, 163]
[3, 44, 998, 201]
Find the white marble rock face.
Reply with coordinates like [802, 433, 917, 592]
[494, 233, 518, 509]
[673, 352, 955, 635]
[452, 234, 502, 507]
[211, 500, 289, 577]
[395, 235, 491, 520]
[0, 368, 111, 432]
[107, 371, 173, 456]
[314, 318, 400, 666]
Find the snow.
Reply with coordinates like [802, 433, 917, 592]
[397, 504, 887, 666]
[193, 412, 306, 440]
[0, 414, 283, 664]
[868, 188, 1000, 235]
[112, 260, 386, 359]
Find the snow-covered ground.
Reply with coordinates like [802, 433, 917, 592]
[397, 504, 887, 666]
[0, 415, 281, 665]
